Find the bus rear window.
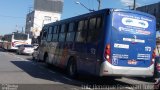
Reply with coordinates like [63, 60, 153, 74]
[14, 33, 28, 40]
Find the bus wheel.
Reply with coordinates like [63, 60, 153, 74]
[67, 58, 77, 78]
[17, 51, 19, 55]
[44, 54, 50, 67]
[18, 51, 21, 55]
[32, 55, 35, 61]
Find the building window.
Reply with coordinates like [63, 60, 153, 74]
[44, 16, 51, 21]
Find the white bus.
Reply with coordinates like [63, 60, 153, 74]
[2, 32, 31, 50]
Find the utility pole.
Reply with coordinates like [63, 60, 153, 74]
[133, 0, 136, 10]
[22, 27, 24, 33]
[16, 25, 18, 32]
[97, 0, 102, 10]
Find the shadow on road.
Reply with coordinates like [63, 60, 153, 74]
[0, 48, 5, 52]
[0, 48, 16, 52]
[130, 77, 155, 83]
[11, 59, 136, 90]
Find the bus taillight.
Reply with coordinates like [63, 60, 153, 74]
[105, 44, 111, 63]
[151, 49, 156, 66]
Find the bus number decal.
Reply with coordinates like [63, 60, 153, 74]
[90, 48, 96, 55]
[145, 46, 151, 52]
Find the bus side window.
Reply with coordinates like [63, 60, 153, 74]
[66, 22, 75, 42]
[42, 27, 48, 40]
[87, 16, 103, 42]
[75, 20, 87, 42]
[84, 19, 88, 30]
[58, 24, 67, 42]
[52, 26, 59, 42]
[96, 17, 102, 29]
[47, 26, 53, 42]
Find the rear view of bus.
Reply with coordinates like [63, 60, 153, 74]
[101, 9, 156, 77]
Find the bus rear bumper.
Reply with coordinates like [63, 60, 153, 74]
[100, 61, 154, 77]
[10, 47, 18, 50]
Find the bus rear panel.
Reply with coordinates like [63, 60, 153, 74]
[101, 10, 156, 77]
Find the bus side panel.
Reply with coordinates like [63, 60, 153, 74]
[94, 13, 113, 76]
[39, 40, 48, 61]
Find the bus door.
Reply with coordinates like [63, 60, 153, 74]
[111, 11, 156, 68]
[77, 42, 97, 75]
[85, 43, 98, 75]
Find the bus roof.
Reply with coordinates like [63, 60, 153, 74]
[44, 8, 155, 27]
[112, 9, 155, 19]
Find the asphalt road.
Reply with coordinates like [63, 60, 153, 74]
[0, 48, 156, 90]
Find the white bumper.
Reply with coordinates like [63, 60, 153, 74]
[22, 50, 34, 54]
[100, 61, 154, 77]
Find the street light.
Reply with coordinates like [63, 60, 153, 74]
[97, 0, 101, 10]
[75, 1, 94, 12]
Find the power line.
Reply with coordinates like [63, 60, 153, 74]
[0, 14, 24, 19]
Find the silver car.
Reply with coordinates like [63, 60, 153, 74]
[17, 45, 34, 55]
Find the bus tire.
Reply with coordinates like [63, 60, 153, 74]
[17, 51, 19, 55]
[67, 58, 77, 78]
[44, 54, 50, 66]
[19, 51, 22, 55]
[32, 55, 35, 61]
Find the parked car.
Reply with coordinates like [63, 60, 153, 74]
[17, 44, 34, 55]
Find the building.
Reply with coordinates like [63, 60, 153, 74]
[25, 0, 64, 41]
[136, 2, 160, 30]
